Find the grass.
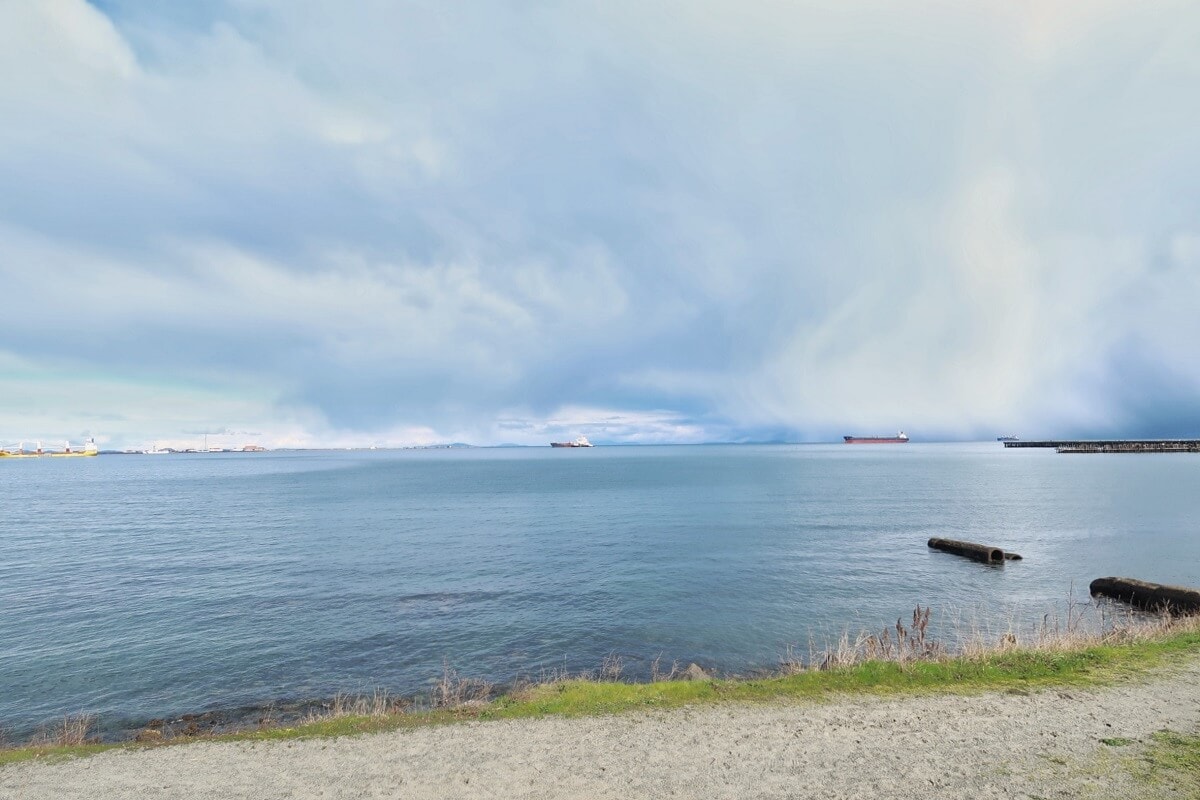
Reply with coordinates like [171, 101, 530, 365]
[485, 624, 1200, 720]
[1034, 727, 1200, 798]
[0, 714, 109, 769]
[32, 714, 95, 747]
[1130, 730, 1200, 797]
[3, 610, 1199, 770]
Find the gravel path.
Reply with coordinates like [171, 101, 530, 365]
[4, 660, 1198, 800]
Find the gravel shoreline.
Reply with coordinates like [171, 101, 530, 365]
[3, 659, 1198, 800]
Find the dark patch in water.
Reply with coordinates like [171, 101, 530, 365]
[393, 590, 509, 606]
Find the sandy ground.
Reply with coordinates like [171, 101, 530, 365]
[3, 660, 1198, 800]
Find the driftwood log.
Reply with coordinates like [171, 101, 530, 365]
[1089, 577, 1200, 613]
[927, 538, 1011, 563]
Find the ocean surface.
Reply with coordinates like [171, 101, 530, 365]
[2, 443, 1199, 738]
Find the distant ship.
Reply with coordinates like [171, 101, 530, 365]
[996, 435, 1019, 442]
[52, 439, 99, 457]
[843, 432, 909, 444]
[1, 439, 99, 458]
[550, 436, 594, 448]
[0, 441, 42, 458]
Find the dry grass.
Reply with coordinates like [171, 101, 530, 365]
[430, 660, 494, 710]
[650, 654, 681, 682]
[28, 714, 95, 747]
[781, 605, 940, 673]
[793, 600, 1200, 674]
[954, 597, 1196, 658]
[598, 653, 625, 682]
[275, 663, 497, 724]
[298, 689, 411, 724]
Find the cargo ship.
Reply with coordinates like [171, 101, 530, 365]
[1, 439, 99, 458]
[996, 435, 1019, 442]
[550, 436, 593, 448]
[843, 432, 909, 444]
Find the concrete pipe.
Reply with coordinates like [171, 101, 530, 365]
[927, 538, 1006, 563]
[1089, 577, 1200, 613]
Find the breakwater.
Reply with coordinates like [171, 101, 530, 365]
[1004, 440, 1200, 453]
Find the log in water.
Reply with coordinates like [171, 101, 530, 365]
[1089, 577, 1200, 613]
[927, 538, 1007, 563]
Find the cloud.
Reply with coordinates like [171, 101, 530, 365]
[1, 0, 1198, 446]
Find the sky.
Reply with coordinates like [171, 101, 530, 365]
[1, 0, 1198, 449]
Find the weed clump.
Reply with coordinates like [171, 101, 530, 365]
[29, 714, 95, 748]
[431, 660, 493, 710]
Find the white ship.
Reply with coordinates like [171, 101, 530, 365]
[550, 436, 593, 448]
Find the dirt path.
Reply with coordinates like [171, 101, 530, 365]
[4, 660, 1198, 800]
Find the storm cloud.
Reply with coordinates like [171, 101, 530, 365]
[1, 0, 1198, 448]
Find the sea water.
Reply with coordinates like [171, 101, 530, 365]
[2, 444, 1198, 737]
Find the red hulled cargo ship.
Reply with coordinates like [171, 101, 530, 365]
[843, 431, 909, 444]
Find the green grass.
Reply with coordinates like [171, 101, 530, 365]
[3, 625, 1198, 770]
[1131, 730, 1200, 798]
[1048, 727, 1200, 798]
[481, 631, 1200, 720]
[0, 742, 115, 769]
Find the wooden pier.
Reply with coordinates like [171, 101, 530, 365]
[1004, 440, 1200, 453]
